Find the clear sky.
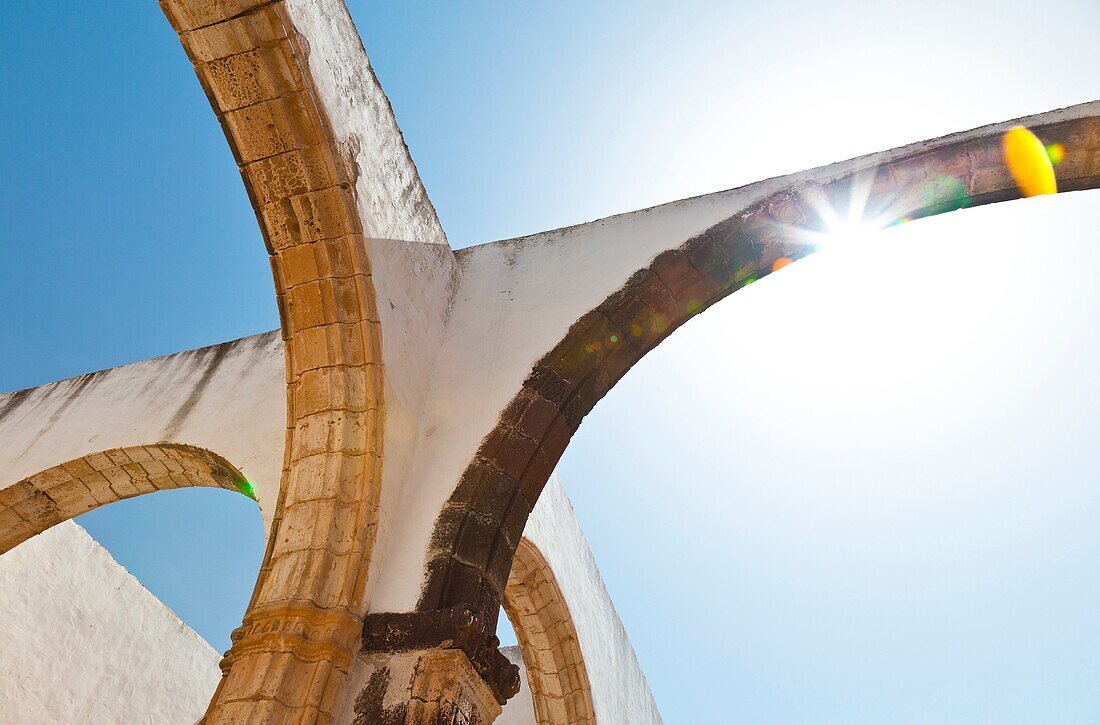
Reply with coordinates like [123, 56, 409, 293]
[1, 1, 1098, 722]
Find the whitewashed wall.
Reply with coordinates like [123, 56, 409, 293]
[280, 0, 462, 607]
[0, 332, 286, 534]
[0, 522, 221, 724]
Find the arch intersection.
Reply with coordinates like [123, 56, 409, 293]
[0, 2, 1095, 722]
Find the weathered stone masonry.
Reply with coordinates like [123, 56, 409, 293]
[162, 1, 387, 720]
[0, 1, 1095, 722]
[0, 444, 247, 555]
[420, 113, 1100, 660]
[503, 539, 596, 725]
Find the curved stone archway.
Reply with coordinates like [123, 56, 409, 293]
[161, 2, 390, 720]
[54, 2, 1092, 720]
[503, 538, 596, 725]
[422, 113, 1100, 629]
[0, 444, 250, 555]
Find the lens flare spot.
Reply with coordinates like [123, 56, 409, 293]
[771, 257, 792, 272]
[923, 174, 970, 214]
[1003, 126, 1057, 197]
[1046, 142, 1066, 165]
[237, 479, 257, 500]
[734, 264, 758, 283]
[609, 334, 619, 344]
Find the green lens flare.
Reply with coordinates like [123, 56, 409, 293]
[924, 174, 970, 214]
[237, 479, 257, 500]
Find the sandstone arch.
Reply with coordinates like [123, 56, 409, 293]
[503, 538, 596, 725]
[160, 2, 390, 720]
[421, 112, 1100, 635]
[9, 1, 1080, 720]
[0, 444, 250, 555]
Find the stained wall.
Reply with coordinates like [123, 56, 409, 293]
[0, 332, 285, 533]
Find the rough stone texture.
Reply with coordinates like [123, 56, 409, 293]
[503, 538, 596, 724]
[360, 603, 520, 705]
[347, 474, 658, 723]
[275, 8, 460, 599]
[0, 444, 248, 554]
[161, 0, 399, 718]
[0, 521, 221, 724]
[348, 649, 502, 724]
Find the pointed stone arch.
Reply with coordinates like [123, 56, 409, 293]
[422, 112, 1100, 637]
[161, 1, 390, 720]
[0, 444, 250, 555]
[503, 538, 596, 725]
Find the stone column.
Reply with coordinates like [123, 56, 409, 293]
[350, 605, 519, 724]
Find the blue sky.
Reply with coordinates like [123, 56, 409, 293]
[2, 1, 1099, 722]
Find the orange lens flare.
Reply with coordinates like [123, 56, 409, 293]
[1002, 126, 1057, 197]
[771, 257, 792, 272]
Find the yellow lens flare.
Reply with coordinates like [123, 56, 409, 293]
[1002, 126, 1057, 197]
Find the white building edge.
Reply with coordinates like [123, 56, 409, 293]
[0, 336, 660, 723]
[2, 1, 1095, 720]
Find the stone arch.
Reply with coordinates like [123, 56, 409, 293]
[502, 538, 596, 725]
[422, 114, 1100, 623]
[0, 444, 250, 555]
[161, 2, 387, 720]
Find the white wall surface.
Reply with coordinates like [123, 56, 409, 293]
[367, 100, 1100, 612]
[0, 521, 221, 724]
[0, 332, 286, 534]
[496, 646, 534, 725]
[369, 159, 767, 612]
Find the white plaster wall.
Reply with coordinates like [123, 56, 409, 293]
[0, 521, 221, 724]
[369, 157, 762, 611]
[524, 474, 662, 724]
[281, 0, 461, 607]
[368, 100, 1100, 611]
[496, 646, 535, 725]
[0, 332, 285, 533]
